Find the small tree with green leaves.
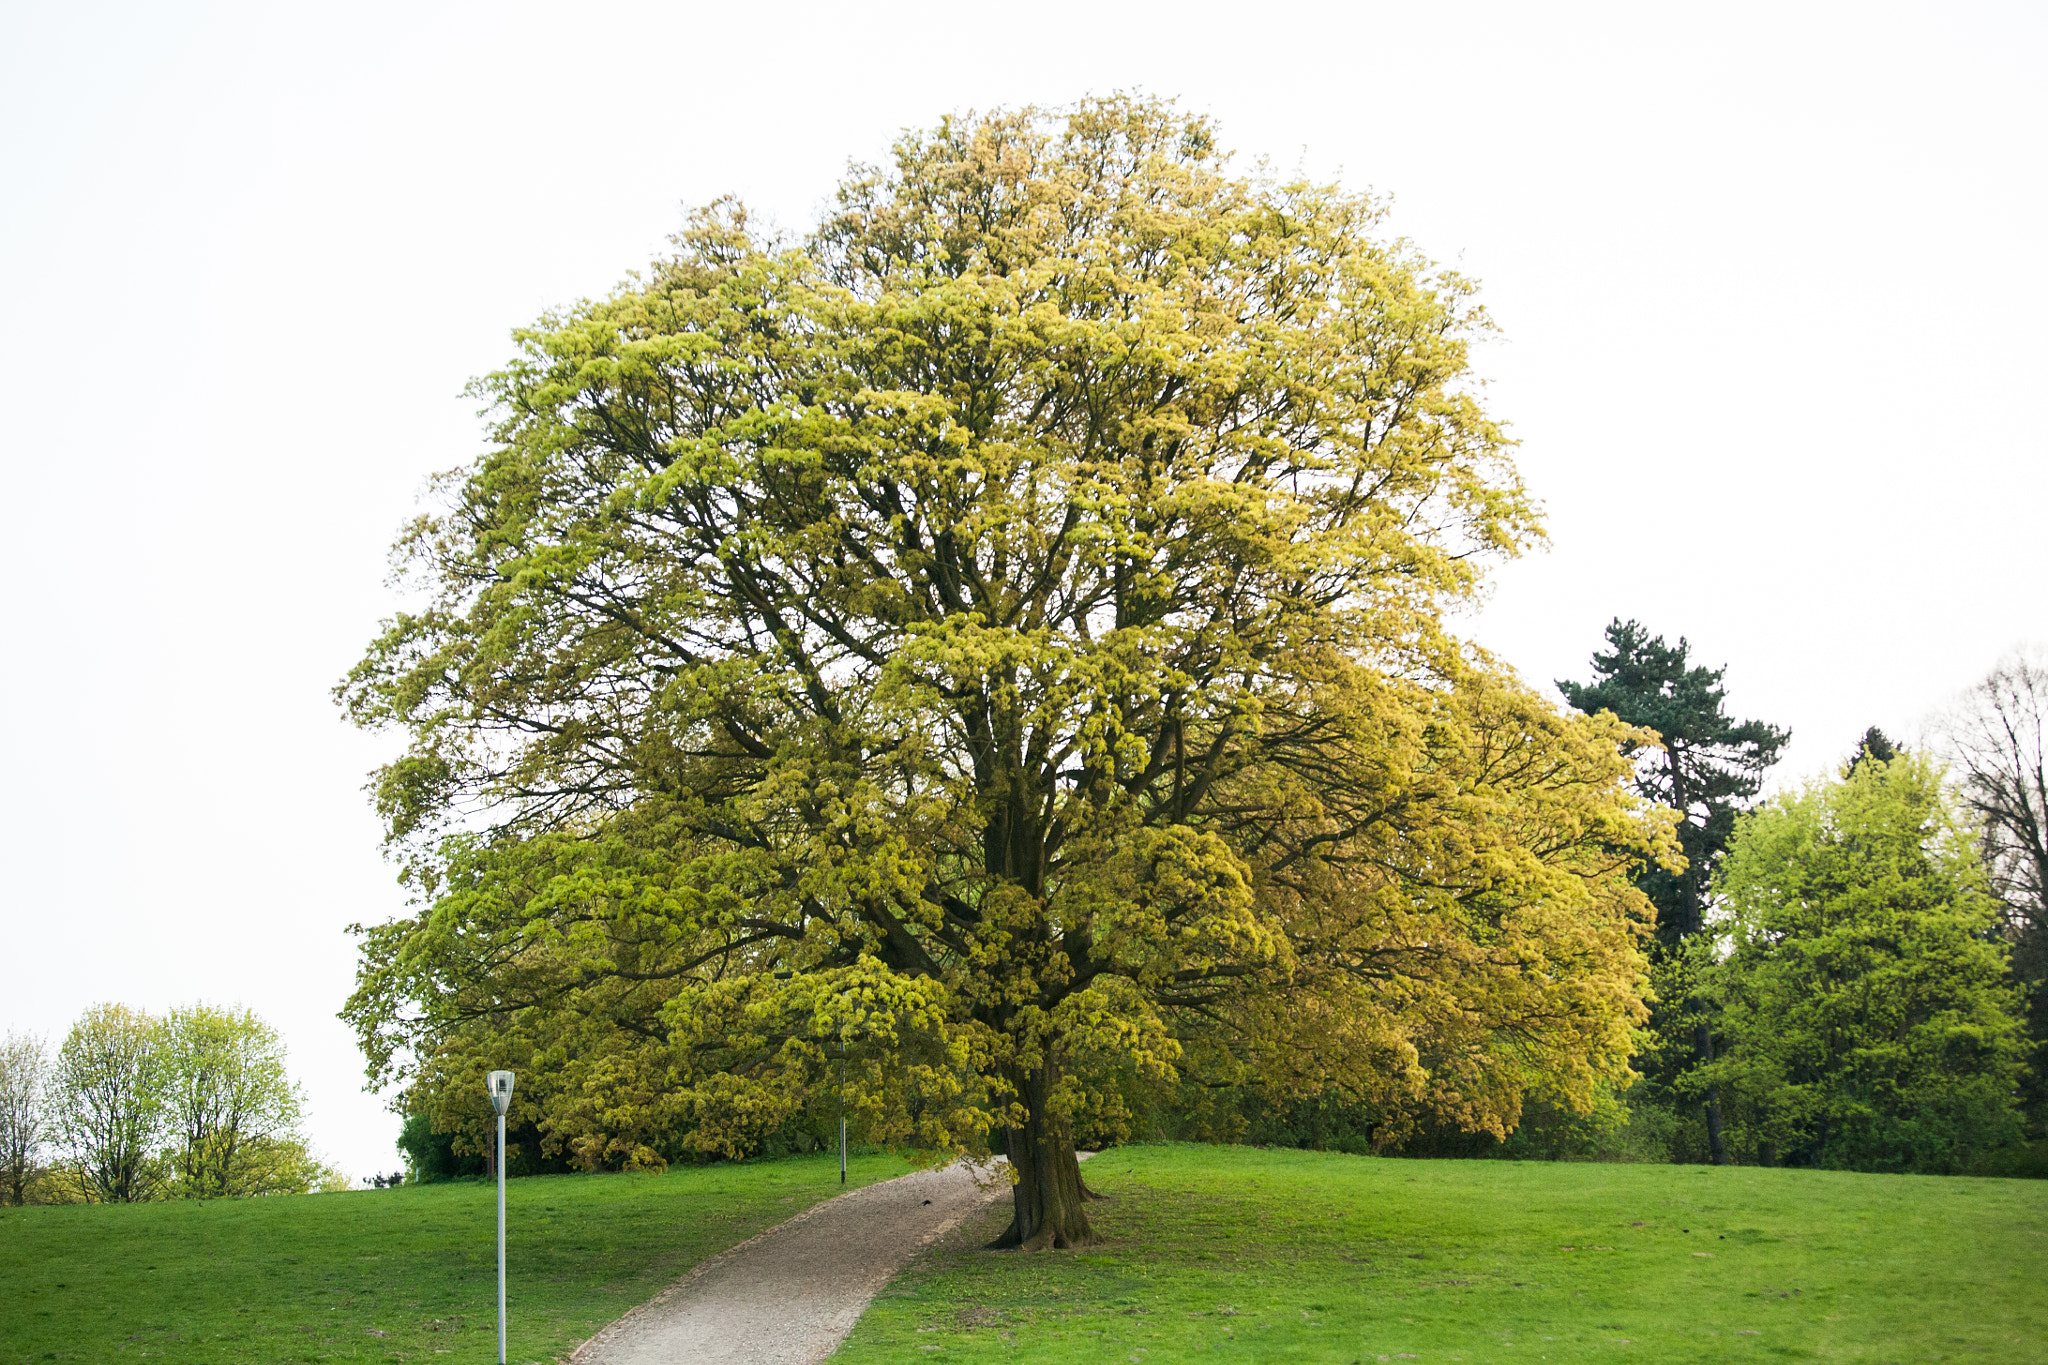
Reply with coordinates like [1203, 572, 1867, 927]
[1705, 751, 2027, 1172]
[54, 1004, 165, 1203]
[159, 1005, 313, 1199]
[0, 1030, 51, 1205]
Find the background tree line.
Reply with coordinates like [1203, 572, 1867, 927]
[1103, 632, 2045, 1177]
[0, 1003, 347, 1204]
[1582, 628, 2042, 1175]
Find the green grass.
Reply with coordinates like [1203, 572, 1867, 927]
[834, 1144, 2048, 1364]
[11, 1145, 2043, 1364]
[0, 1151, 909, 1364]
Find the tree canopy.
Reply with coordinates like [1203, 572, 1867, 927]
[342, 97, 1674, 1247]
[1558, 619, 1789, 946]
[158, 1005, 309, 1199]
[54, 1004, 162, 1204]
[1944, 652, 2048, 940]
[40, 1004, 333, 1203]
[1706, 752, 2026, 1172]
[0, 1031, 51, 1206]
[1940, 648, 2048, 1132]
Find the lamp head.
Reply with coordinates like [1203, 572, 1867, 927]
[486, 1070, 515, 1117]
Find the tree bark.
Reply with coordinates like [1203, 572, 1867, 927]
[1673, 776, 1730, 1167]
[1695, 1017, 1728, 1166]
[987, 1061, 1097, 1250]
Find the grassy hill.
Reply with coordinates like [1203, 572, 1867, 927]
[0, 1151, 910, 1364]
[837, 1144, 2047, 1364]
[8, 1145, 2043, 1364]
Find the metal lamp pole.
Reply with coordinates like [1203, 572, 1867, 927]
[486, 1070, 515, 1365]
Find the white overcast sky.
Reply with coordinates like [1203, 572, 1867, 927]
[2, 0, 2042, 1180]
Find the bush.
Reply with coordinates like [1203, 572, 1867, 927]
[396, 1113, 484, 1183]
[1101, 1068, 1671, 1164]
[1968, 1140, 2048, 1179]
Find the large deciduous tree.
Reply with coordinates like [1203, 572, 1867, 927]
[342, 98, 1672, 1248]
[1558, 619, 1788, 1164]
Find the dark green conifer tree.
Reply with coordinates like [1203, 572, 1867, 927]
[1847, 725, 1901, 774]
[1559, 619, 1789, 1163]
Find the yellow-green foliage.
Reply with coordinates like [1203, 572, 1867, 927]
[340, 98, 1675, 1178]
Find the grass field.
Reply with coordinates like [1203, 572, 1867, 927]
[836, 1144, 2048, 1365]
[0, 1151, 909, 1364]
[8, 1145, 2043, 1365]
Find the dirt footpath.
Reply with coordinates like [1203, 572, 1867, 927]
[568, 1162, 1006, 1365]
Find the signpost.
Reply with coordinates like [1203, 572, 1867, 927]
[486, 1070, 515, 1365]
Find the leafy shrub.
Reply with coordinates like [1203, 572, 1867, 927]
[1968, 1140, 2048, 1179]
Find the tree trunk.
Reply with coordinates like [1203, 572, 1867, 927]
[1695, 1018, 1728, 1166]
[1679, 851, 1730, 1167]
[987, 1061, 1097, 1250]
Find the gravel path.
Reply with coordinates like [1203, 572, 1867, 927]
[567, 1162, 1008, 1365]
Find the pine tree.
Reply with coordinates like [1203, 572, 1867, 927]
[1559, 619, 1788, 1162]
[1847, 725, 1901, 775]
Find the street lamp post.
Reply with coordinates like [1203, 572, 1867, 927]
[486, 1070, 515, 1365]
[838, 1051, 847, 1185]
